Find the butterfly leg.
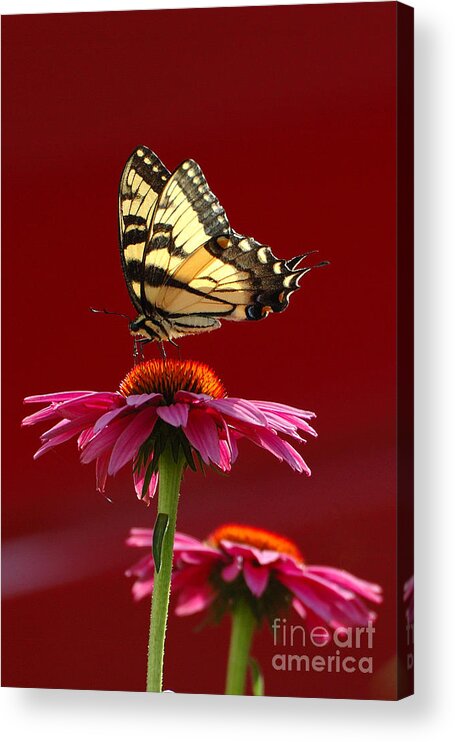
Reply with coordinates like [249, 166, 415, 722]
[133, 338, 145, 366]
[168, 339, 181, 360]
[133, 339, 140, 365]
[160, 341, 168, 361]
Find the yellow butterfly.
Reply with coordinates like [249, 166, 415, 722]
[119, 146, 326, 343]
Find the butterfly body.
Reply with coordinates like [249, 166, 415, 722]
[119, 146, 326, 343]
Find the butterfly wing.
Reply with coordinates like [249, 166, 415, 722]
[160, 231, 317, 335]
[139, 158, 230, 317]
[120, 149, 326, 341]
[118, 146, 170, 312]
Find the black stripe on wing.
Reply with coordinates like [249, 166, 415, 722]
[125, 261, 237, 317]
[203, 232, 329, 320]
[150, 159, 230, 257]
[118, 146, 171, 311]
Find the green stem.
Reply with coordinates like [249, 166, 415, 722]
[146, 445, 185, 692]
[225, 599, 257, 695]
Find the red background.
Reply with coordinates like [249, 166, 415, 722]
[2, 3, 399, 698]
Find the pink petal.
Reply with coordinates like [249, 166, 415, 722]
[174, 391, 209, 404]
[292, 597, 307, 619]
[56, 394, 123, 420]
[229, 431, 240, 463]
[156, 403, 189, 427]
[41, 415, 95, 442]
[77, 426, 95, 449]
[306, 566, 383, 603]
[173, 534, 221, 559]
[177, 552, 208, 566]
[126, 528, 154, 547]
[23, 392, 123, 430]
[279, 573, 373, 628]
[133, 466, 159, 504]
[299, 571, 359, 601]
[256, 409, 317, 438]
[33, 437, 68, 459]
[174, 584, 215, 616]
[125, 553, 154, 580]
[178, 547, 221, 561]
[251, 400, 316, 421]
[250, 428, 311, 474]
[218, 440, 232, 471]
[221, 560, 242, 582]
[221, 540, 279, 566]
[22, 405, 60, 427]
[108, 407, 157, 475]
[209, 398, 268, 427]
[171, 562, 212, 590]
[93, 406, 128, 434]
[33, 419, 88, 459]
[24, 391, 95, 404]
[243, 561, 270, 597]
[126, 393, 162, 407]
[80, 416, 131, 464]
[183, 408, 222, 466]
[95, 450, 110, 493]
[132, 579, 154, 601]
[279, 574, 343, 626]
[174, 532, 208, 548]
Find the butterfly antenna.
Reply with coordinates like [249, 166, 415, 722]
[90, 307, 131, 321]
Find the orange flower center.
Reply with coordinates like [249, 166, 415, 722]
[207, 524, 304, 562]
[119, 359, 226, 402]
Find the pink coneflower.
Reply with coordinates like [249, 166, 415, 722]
[127, 523, 382, 625]
[23, 359, 317, 693]
[126, 523, 383, 694]
[23, 359, 317, 503]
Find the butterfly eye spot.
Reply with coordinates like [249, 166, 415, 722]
[217, 236, 232, 249]
[246, 304, 263, 321]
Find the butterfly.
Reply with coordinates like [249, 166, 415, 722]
[118, 146, 327, 343]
